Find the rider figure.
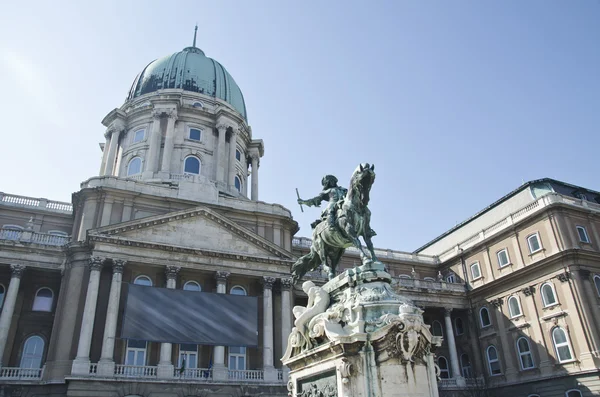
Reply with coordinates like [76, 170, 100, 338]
[298, 175, 347, 230]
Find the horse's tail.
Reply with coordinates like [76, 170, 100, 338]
[291, 249, 321, 284]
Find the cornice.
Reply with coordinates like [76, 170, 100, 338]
[88, 234, 294, 266]
[90, 206, 293, 260]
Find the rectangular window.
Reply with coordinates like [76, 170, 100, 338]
[228, 346, 246, 371]
[179, 344, 198, 369]
[527, 233, 542, 254]
[125, 340, 147, 367]
[576, 226, 590, 243]
[470, 262, 481, 280]
[189, 128, 202, 141]
[132, 129, 145, 143]
[497, 249, 510, 267]
[235, 149, 241, 161]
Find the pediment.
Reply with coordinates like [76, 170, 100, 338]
[88, 206, 293, 260]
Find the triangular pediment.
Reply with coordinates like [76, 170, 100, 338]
[88, 206, 293, 260]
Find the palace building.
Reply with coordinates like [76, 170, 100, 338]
[0, 39, 599, 397]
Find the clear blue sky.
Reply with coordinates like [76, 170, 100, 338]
[1, 1, 599, 251]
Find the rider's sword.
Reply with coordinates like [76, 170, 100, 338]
[295, 188, 304, 212]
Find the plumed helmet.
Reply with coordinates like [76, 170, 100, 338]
[321, 175, 338, 187]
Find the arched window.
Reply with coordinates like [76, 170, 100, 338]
[517, 337, 535, 369]
[127, 157, 142, 176]
[32, 288, 53, 311]
[432, 321, 444, 337]
[552, 327, 574, 363]
[20, 336, 45, 368]
[576, 226, 590, 243]
[0, 284, 4, 309]
[183, 281, 201, 291]
[566, 390, 582, 397]
[134, 275, 153, 286]
[454, 317, 465, 335]
[234, 176, 242, 192]
[189, 128, 202, 141]
[480, 307, 492, 328]
[486, 345, 502, 375]
[192, 102, 203, 108]
[235, 149, 241, 161]
[184, 156, 201, 175]
[230, 286, 247, 296]
[508, 296, 522, 318]
[527, 233, 542, 253]
[460, 353, 472, 378]
[437, 356, 450, 379]
[593, 275, 600, 297]
[541, 283, 558, 307]
[470, 262, 481, 280]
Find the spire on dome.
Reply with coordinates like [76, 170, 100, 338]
[193, 24, 198, 48]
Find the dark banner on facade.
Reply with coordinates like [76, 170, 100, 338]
[120, 284, 258, 346]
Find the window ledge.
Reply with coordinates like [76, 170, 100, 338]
[542, 303, 560, 311]
[528, 248, 546, 257]
[498, 263, 513, 269]
[472, 276, 483, 281]
[541, 309, 568, 322]
[184, 138, 204, 144]
[556, 359, 578, 365]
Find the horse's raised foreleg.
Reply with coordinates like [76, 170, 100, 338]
[364, 235, 379, 262]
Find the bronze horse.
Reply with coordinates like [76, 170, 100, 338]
[291, 163, 378, 283]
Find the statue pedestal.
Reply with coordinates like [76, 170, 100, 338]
[282, 264, 441, 397]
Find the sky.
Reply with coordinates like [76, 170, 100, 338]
[1, 1, 599, 252]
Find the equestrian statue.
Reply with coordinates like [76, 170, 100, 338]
[292, 163, 378, 283]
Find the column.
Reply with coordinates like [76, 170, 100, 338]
[100, 198, 114, 227]
[215, 124, 228, 184]
[158, 265, 180, 378]
[263, 276, 277, 381]
[251, 154, 259, 201]
[159, 110, 178, 176]
[520, 286, 552, 374]
[443, 308, 465, 386]
[121, 201, 133, 222]
[103, 128, 120, 176]
[0, 265, 25, 366]
[228, 130, 238, 190]
[98, 260, 125, 376]
[99, 131, 111, 175]
[72, 257, 104, 375]
[212, 271, 230, 380]
[143, 111, 162, 178]
[280, 278, 293, 381]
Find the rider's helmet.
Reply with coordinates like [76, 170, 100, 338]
[321, 175, 338, 188]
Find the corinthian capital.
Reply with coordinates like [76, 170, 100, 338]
[280, 278, 293, 291]
[165, 266, 181, 281]
[10, 264, 25, 279]
[113, 259, 126, 274]
[215, 271, 230, 283]
[89, 257, 105, 271]
[152, 110, 162, 119]
[263, 276, 276, 289]
[216, 123, 233, 132]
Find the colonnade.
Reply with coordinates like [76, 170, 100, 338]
[70, 258, 291, 379]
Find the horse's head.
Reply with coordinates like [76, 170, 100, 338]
[349, 163, 376, 205]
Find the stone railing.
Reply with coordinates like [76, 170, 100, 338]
[438, 378, 458, 387]
[0, 192, 72, 214]
[126, 174, 143, 181]
[0, 366, 44, 380]
[170, 173, 194, 182]
[228, 369, 264, 381]
[114, 364, 157, 378]
[436, 193, 600, 262]
[89, 363, 98, 376]
[0, 229, 70, 247]
[393, 277, 466, 293]
[174, 367, 212, 379]
[292, 237, 438, 265]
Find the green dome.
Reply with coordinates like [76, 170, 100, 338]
[127, 46, 247, 120]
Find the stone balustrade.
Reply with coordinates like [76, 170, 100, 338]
[0, 192, 72, 213]
[78, 363, 281, 384]
[0, 229, 70, 246]
[0, 366, 45, 381]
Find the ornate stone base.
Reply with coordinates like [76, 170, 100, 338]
[282, 265, 441, 397]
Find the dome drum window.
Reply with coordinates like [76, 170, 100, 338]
[188, 128, 202, 141]
[132, 129, 145, 144]
[127, 157, 143, 176]
[234, 176, 242, 192]
[184, 156, 201, 175]
[33, 288, 54, 312]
